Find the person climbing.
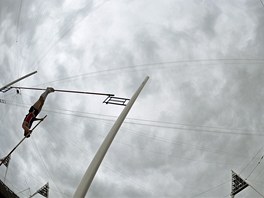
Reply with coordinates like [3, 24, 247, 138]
[22, 87, 54, 138]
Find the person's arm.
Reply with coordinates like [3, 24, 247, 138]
[22, 121, 31, 133]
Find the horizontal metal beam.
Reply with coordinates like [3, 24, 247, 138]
[0, 71, 37, 92]
[11, 86, 115, 97]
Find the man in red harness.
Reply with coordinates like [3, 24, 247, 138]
[22, 87, 54, 138]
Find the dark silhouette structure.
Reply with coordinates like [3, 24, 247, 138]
[0, 179, 19, 198]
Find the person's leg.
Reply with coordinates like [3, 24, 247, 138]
[32, 98, 44, 112]
[32, 87, 54, 112]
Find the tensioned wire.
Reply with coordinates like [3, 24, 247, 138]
[0, 96, 259, 168]
[9, 0, 111, 77]
[1, 106, 261, 197]
[31, 0, 112, 72]
[15, 0, 23, 80]
[32, 59, 264, 87]
[0, 96, 252, 163]
[2, 95, 263, 197]
[25, 111, 149, 197]
[2, 95, 264, 139]
[3, 62, 264, 197]
[6, 98, 264, 195]
[5, 1, 264, 197]
[0, 95, 263, 172]
[2, 97, 264, 137]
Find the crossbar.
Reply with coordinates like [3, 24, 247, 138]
[11, 86, 114, 97]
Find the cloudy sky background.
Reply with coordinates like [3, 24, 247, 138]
[1, 0, 264, 197]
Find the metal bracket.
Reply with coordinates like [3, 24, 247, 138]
[103, 96, 130, 106]
[0, 87, 12, 93]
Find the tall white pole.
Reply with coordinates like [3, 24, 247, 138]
[0, 71, 37, 92]
[73, 76, 149, 198]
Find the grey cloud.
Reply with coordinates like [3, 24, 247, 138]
[200, 5, 221, 39]
[133, 30, 160, 62]
[1, 0, 264, 197]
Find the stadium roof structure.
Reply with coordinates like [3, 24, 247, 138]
[0, 179, 19, 198]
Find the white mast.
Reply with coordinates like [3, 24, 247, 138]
[73, 76, 149, 198]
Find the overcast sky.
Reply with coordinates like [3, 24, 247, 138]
[1, 0, 264, 197]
